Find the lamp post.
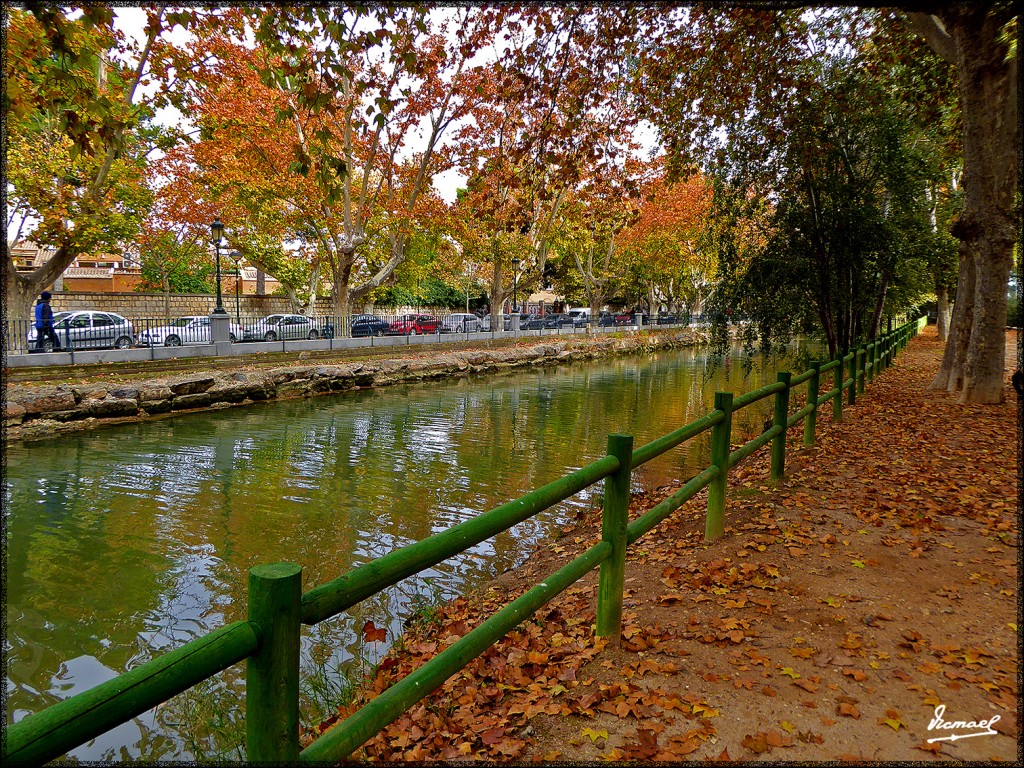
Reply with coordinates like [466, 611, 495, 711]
[229, 250, 243, 325]
[511, 257, 521, 313]
[210, 218, 228, 316]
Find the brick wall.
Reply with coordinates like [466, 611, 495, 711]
[49, 291, 300, 320]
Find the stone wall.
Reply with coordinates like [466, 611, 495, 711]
[4, 329, 714, 440]
[49, 291, 299, 319]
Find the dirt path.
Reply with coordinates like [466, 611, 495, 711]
[306, 326, 1020, 763]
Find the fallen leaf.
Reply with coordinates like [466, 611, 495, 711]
[837, 702, 860, 719]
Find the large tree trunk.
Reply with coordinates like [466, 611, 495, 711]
[911, 8, 1017, 404]
[947, 9, 1016, 404]
[4, 266, 39, 331]
[935, 284, 950, 341]
[932, 246, 974, 391]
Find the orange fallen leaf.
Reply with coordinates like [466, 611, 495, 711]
[837, 702, 860, 719]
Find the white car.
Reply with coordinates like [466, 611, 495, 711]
[27, 310, 135, 351]
[135, 316, 243, 346]
[441, 313, 483, 333]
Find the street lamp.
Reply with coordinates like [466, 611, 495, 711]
[210, 218, 227, 316]
[511, 257, 521, 313]
[229, 250, 243, 325]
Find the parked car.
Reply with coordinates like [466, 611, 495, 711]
[242, 314, 320, 342]
[349, 314, 391, 337]
[389, 314, 439, 335]
[568, 307, 591, 324]
[520, 314, 546, 330]
[655, 313, 680, 326]
[614, 311, 636, 326]
[543, 313, 577, 329]
[480, 313, 513, 331]
[26, 310, 135, 352]
[597, 312, 617, 327]
[441, 313, 483, 333]
[135, 315, 244, 346]
[567, 308, 591, 326]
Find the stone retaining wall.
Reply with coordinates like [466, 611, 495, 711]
[4, 329, 713, 441]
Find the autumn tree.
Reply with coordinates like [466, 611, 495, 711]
[3, 5, 166, 323]
[451, 6, 646, 315]
[157, 6, 499, 319]
[617, 170, 715, 316]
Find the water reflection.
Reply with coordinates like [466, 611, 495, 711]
[4, 342, 802, 760]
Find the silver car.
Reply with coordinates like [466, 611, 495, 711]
[135, 316, 244, 346]
[242, 314, 320, 342]
[27, 310, 134, 352]
[441, 313, 483, 333]
[480, 313, 513, 331]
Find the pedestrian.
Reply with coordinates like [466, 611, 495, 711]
[34, 291, 62, 351]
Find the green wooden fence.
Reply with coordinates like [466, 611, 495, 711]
[5, 316, 927, 765]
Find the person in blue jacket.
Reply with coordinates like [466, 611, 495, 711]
[34, 291, 62, 351]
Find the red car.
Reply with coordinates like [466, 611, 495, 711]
[389, 314, 439, 335]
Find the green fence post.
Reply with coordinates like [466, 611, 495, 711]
[866, 342, 874, 383]
[247, 563, 302, 762]
[857, 345, 866, 396]
[803, 361, 820, 448]
[705, 392, 733, 541]
[847, 349, 857, 406]
[832, 354, 843, 422]
[771, 371, 791, 483]
[597, 433, 633, 641]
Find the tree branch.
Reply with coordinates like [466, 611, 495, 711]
[904, 12, 957, 65]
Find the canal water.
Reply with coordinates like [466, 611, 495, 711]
[4, 342, 805, 760]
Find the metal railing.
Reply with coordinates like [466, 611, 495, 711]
[3, 317, 926, 765]
[3, 312, 693, 361]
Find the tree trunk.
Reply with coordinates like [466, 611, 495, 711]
[931, 246, 974, 391]
[5, 246, 75, 327]
[256, 268, 266, 295]
[489, 236, 506, 315]
[4, 265, 38, 332]
[868, 273, 888, 340]
[935, 284, 950, 341]
[928, 7, 1017, 404]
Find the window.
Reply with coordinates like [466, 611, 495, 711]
[69, 315, 91, 328]
[93, 314, 114, 326]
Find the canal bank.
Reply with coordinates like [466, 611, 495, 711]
[4, 326, 724, 441]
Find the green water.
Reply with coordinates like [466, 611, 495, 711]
[3, 342, 803, 760]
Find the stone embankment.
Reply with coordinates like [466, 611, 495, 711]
[5, 328, 713, 441]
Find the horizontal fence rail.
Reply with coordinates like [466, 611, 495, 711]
[3, 311, 697, 359]
[4, 316, 926, 765]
